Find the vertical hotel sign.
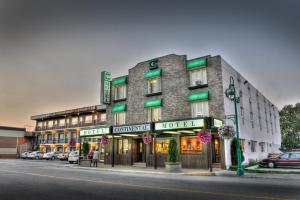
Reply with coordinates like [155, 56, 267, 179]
[101, 71, 111, 104]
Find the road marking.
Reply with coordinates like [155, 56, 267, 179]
[0, 169, 294, 200]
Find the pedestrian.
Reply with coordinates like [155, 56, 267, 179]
[92, 149, 99, 167]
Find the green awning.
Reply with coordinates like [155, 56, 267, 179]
[144, 98, 163, 108]
[144, 68, 162, 79]
[186, 57, 207, 69]
[112, 104, 127, 113]
[112, 76, 128, 86]
[188, 91, 209, 102]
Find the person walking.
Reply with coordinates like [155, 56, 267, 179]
[92, 149, 99, 167]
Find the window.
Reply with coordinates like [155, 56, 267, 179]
[85, 115, 93, 123]
[191, 101, 209, 117]
[117, 139, 129, 154]
[100, 113, 106, 121]
[79, 116, 84, 123]
[154, 139, 170, 153]
[94, 114, 98, 120]
[59, 119, 65, 126]
[148, 107, 162, 122]
[114, 85, 127, 100]
[181, 136, 202, 153]
[250, 141, 257, 152]
[240, 139, 245, 152]
[118, 139, 123, 154]
[189, 68, 207, 86]
[114, 112, 126, 125]
[279, 153, 289, 159]
[72, 117, 78, 125]
[47, 134, 52, 141]
[48, 121, 53, 127]
[147, 77, 161, 94]
[260, 143, 265, 152]
[290, 153, 300, 159]
[37, 122, 42, 128]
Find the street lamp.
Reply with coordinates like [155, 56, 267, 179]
[225, 76, 244, 176]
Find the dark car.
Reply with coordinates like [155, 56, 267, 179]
[260, 152, 300, 168]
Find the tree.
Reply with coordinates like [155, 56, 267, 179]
[168, 138, 179, 162]
[231, 137, 245, 166]
[280, 103, 300, 151]
[82, 142, 89, 159]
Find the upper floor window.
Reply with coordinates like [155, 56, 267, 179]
[191, 101, 209, 117]
[48, 121, 53, 127]
[148, 77, 161, 94]
[85, 115, 93, 123]
[37, 122, 42, 128]
[71, 117, 78, 125]
[148, 107, 162, 122]
[100, 113, 106, 121]
[114, 85, 127, 100]
[250, 141, 257, 152]
[189, 68, 207, 86]
[59, 119, 65, 126]
[114, 112, 126, 125]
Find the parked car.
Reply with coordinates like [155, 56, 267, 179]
[68, 151, 79, 164]
[20, 151, 31, 159]
[43, 151, 61, 160]
[260, 152, 300, 168]
[57, 152, 69, 161]
[27, 151, 44, 160]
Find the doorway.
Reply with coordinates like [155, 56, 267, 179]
[212, 135, 221, 163]
[136, 139, 144, 162]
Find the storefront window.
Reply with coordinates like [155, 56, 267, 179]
[148, 77, 161, 94]
[191, 101, 209, 117]
[114, 85, 127, 100]
[154, 138, 170, 153]
[115, 112, 126, 125]
[117, 139, 129, 154]
[148, 107, 162, 122]
[190, 68, 207, 86]
[181, 136, 202, 153]
[123, 139, 129, 154]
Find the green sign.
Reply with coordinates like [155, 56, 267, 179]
[112, 104, 127, 113]
[112, 76, 128, 86]
[186, 57, 207, 69]
[80, 128, 110, 137]
[188, 91, 209, 102]
[149, 59, 159, 70]
[144, 98, 163, 108]
[155, 119, 204, 130]
[101, 71, 111, 104]
[144, 68, 162, 79]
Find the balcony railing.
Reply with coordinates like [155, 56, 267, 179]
[35, 120, 106, 131]
[35, 138, 79, 145]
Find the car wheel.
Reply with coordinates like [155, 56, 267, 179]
[51, 157, 55, 160]
[69, 161, 73, 164]
[268, 162, 275, 168]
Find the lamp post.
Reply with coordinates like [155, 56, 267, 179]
[225, 76, 244, 176]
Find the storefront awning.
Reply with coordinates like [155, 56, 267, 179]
[144, 68, 162, 79]
[186, 57, 207, 69]
[144, 98, 163, 108]
[188, 91, 209, 102]
[112, 76, 128, 86]
[112, 104, 127, 113]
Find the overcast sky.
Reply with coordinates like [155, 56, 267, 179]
[0, 0, 299, 129]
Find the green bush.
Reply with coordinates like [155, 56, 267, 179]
[231, 137, 245, 165]
[168, 138, 179, 162]
[82, 142, 89, 158]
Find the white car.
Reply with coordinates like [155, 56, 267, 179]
[27, 151, 44, 160]
[21, 151, 31, 159]
[43, 151, 60, 160]
[57, 152, 69, 161]
[68, 151, 79, 164]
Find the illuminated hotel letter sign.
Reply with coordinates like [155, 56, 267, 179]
[80, 128, 110, 137]
[101, 71, 111, 104]
[155, 119, 204, 131]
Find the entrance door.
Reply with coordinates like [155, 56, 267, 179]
[212, 135, 221, 163]
[136, 139, 144, 162]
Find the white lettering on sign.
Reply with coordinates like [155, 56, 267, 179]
[113, 124, 151, 134]
[80, 128, 110, 137]
[155, 119, 204, 130]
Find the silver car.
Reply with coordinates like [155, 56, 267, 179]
[28, 151, 44, 160]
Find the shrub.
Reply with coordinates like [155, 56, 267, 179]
[168, 138, 179, 162]
[231, 137, 245, 165]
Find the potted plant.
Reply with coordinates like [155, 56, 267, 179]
[79, 141, 91, 167]
[165, 138, 182, 173]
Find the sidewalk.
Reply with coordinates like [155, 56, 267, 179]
[73, 163, 215, 176]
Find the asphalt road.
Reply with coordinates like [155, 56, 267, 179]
[0, 159, 299, 200]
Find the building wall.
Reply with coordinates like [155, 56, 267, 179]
[221, 58, 281, 167]
[0, 128, 25, 158]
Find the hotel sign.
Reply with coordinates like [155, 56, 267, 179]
[213, 119, 223, 128]
[155, 119, 204, 131]
[113, 124, 151, 134]
[101, 71, 111, 104]
[80, 128, 110, 137]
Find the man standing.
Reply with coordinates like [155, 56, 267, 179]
[92, 149, 99, 167]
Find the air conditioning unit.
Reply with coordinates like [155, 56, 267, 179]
[195, 80, 202, 85]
